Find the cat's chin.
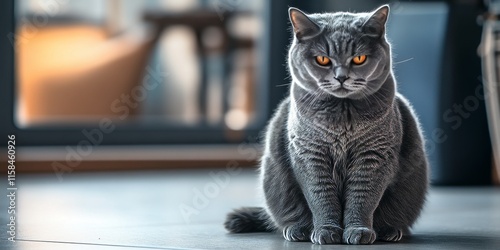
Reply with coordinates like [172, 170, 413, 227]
[323, 87, 362, 99]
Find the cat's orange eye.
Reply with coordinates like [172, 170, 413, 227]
[352, 55, 367, 65]
[315, 56, 331, 66]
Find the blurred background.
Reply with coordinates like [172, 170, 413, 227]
[0, 0, 499, 186]
[15, 0, 266, 134]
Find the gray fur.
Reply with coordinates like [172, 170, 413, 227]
[225, 5, 428, 245]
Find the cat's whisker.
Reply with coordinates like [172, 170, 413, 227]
[299, 90, 320, 112]
[276, 83, 290, 87]
[299, 88, 325, 114]
[393, 58, 414, 65]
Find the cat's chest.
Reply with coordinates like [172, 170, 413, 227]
[289, 102, 393, 158]
[291, 111, 383, 159]
[293, 117, 365, 149]
[307, 110, 368, 145]
[316, 122, 363, 158]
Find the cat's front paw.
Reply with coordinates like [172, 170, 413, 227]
[343, 226, 376, 245]
[283, 224, 310, 242]
[310, 225, 343, 245]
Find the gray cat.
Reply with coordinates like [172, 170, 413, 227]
[224, 5, 428, 245]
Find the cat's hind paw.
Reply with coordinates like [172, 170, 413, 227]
[283, 224, 310, 242]
[343, 226, 376, 245]
[310, 225, 343, 245]
[377, 227, 403, 242]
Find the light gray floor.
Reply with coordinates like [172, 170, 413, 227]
[1, 169, 500, 250]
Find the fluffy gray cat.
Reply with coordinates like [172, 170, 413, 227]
[224, 5, 428, 245]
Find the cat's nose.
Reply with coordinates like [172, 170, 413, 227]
[334, 67, 349, 84]
[334, 75, 349, 84]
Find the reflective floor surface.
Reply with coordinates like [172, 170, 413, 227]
[1, 169, 500, 250]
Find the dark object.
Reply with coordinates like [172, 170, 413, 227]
[382, 2, 491, 185]
[434, 2, 492, 185]
[479, 0, 500, 184]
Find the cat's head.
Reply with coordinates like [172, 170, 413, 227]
[288, 5, 391, 99]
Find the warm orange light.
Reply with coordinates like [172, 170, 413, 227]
[16, 24, 151, 125]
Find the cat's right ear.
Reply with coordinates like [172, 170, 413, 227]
[289, 7, 321, 40]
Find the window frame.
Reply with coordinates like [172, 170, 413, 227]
[1, 0, 296, 146]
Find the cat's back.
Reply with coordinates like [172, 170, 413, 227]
[394, 93, 427, 170]
[262, 97, 291, 160]
[394, 93, 424, 140]
[268, 96, 291, 130]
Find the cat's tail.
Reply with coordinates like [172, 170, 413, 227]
[224, 207, 276, 233]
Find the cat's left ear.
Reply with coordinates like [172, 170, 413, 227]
[363, 5, 390, 38]
[289, 7, 322, 40]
